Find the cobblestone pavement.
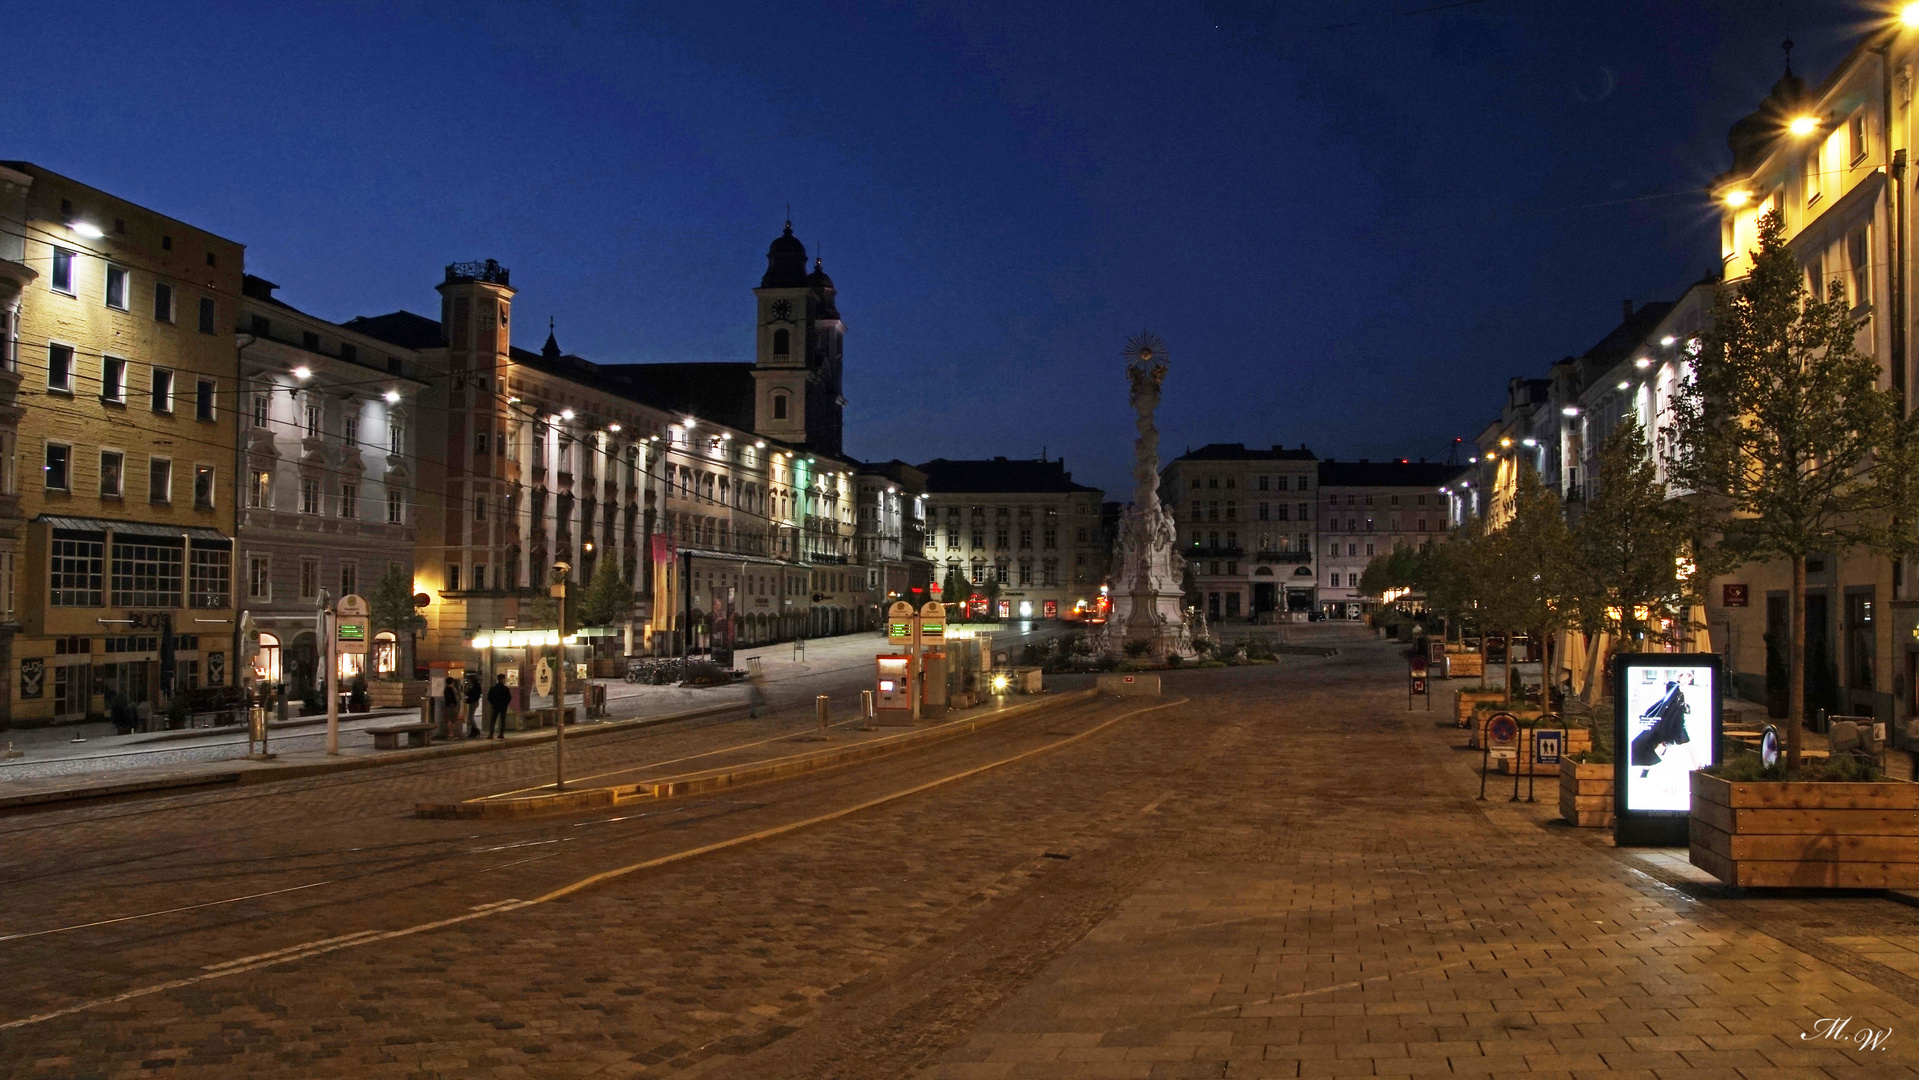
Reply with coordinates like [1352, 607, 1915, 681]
[4, 635, 1919, 1077]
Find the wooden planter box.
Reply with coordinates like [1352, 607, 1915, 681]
[1689, 773, 1919, 888]
[367, 680, 426, 708]
[1559, 760, 1614, 827]
[1454, 690, 1504, 727]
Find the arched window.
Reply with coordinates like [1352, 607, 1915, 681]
[772, 328, 789, 355]
[772, 393, 788, 420]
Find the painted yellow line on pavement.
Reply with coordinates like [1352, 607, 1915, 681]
[0, 695, 1180, 1032]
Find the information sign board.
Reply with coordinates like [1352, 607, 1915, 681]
[1613, 653, 1722, 846]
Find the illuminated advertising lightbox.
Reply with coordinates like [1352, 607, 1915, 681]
[1613, 653, 1722, 846]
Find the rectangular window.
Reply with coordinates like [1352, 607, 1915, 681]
[1849, 226, 1872, 307]
[446, 564, 461, 591]
[1850, 110, 1868, 164]
[194, 465, 215, 509]
[48, 343, 73, 392]
[472, 564, 486, 591]
[188, 545, 230, 608]
[387, 489, 403, 524]
[153, 281, 174, 323]
[305, 404, 321, 438]
[50, 534, 104, 606]
[340, 483, 357, 519]
[152, 369, 174, 413]
[253, 394, 268, 428]
[389, 422, 404, 455]
[343, 415, 358, 446]
[110, 537, 183, 607]
[475, 431, 488, 456]
[248, 555, 271, 600]
[1258, 476, 1269, 491]
[301, 478, 320, 515]
[1805, 143, 1821, 205]
[51, 248, 75, 294]
[99, 450, 123, 497]
[198, 296, 216, 334]
[105, 265, 128, 310]
[249, 470, 271, 509]
[474, 495, 486, 522]
[44, 443, 70, 491]
[101, 356, 126, 402]
[149, 458, 171, 504]
[196, 380, 215, 421]
[300, 559, 319, 599]
[340, 561, 357, 598]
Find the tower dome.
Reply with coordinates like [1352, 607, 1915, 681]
[761, 222, 809, 288]
[808, 257, 839, 319]
[1727, 42, 1810, 175]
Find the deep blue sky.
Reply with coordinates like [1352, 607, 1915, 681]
[4, 0, 1879, 495]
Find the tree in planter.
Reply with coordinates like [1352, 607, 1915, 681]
[1570, 416, 1708, 699]
[369, 564, 426, 679]
[1475, 463, 1576, 704]
[1668, 209, 1919, 768]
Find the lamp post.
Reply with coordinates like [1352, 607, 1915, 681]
[551, 561, 570, 791]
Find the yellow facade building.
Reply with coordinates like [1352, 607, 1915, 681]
[1, 162, 242, 724]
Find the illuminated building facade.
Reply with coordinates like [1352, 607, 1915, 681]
[918, 457, 1105, 621]
[1161, 444, 1318, 623]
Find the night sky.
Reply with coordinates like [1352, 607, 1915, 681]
[5, 1, 1881, 495]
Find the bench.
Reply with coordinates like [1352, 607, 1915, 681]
[367, 721, 435, 750]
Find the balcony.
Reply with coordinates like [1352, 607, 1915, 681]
[1187, 545, 1243, 558]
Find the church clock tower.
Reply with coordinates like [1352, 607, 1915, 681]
[752, 223, 844, 454]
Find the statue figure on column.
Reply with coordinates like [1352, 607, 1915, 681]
[1102, 331, 1192, 659]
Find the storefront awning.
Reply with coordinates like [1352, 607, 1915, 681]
[36, 515, 231, 545]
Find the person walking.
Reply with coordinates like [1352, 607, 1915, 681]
[464, 674, 483, 738]
[442, 677, 462, 738]
[485, 674, 513, 739]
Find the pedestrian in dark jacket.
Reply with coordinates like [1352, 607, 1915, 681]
[485, 674, 513, 739]
[443, 679, 462, 736]
[464, 675, 483, 738]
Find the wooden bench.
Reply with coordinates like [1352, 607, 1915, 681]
[367, 721, 434, 750]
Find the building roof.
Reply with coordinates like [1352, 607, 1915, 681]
[1168, 443, 1318, 463]
[1577, 300, 1676, 380]
[598, 362, 758, 432]
[1317, 460, 1470, 488]
[346, 309, 766, 432]
[916, 457, 1100, 496]
[343, 310, 447, 351]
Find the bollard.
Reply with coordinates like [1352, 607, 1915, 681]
[861, 689, 874, 732]
[816, 694, 830, 735]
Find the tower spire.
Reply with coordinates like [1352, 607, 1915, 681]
[542, 316, 560, 360]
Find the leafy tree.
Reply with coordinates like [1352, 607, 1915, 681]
[368, 564, 426, 678]
[1570, 416, 1704, 675]
[941, 565, 971, 619]
[981, 576, 1002, 618]
[1474, 463, 1576, 702]
[579, 556, 636, 628]
[1667, 208, 1919, 767]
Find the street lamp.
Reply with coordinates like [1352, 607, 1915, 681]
[1724, 189, 1753, 207]
[1905, 3, 1919, 27]
[1788, 115, 1820, 137]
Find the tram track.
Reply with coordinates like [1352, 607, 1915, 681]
[0, 693, 1175, 1033]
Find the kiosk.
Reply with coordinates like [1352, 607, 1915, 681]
[874, 655, 913, 723]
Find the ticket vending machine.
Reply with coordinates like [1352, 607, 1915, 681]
[920, 651, 947, 718]
[874, 655, 913, 724]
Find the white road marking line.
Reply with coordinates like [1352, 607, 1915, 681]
[0, 880, 338, 943]
[1139, 790, 1177, 814]
[1, 696, 1178, 1032]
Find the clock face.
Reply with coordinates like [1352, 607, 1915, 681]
[769, 300, 793, 322]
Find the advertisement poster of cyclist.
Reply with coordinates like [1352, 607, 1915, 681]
[1613, 654, 1722, 844]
